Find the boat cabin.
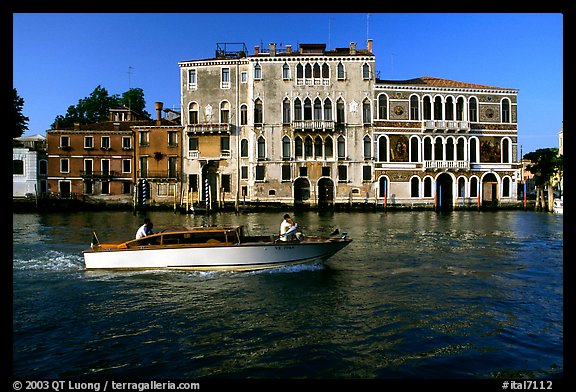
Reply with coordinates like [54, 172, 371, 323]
[121, 225, 246, 248]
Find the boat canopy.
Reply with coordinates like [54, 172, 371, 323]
[121, 225, 245, 248]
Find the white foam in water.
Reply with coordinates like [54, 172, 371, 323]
[13, 249, 84, 272]
[249, 260, 325, 275]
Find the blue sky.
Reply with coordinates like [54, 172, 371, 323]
[13, 13, 563, 155]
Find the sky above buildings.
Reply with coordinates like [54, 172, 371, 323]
[13, 13, 563, 155]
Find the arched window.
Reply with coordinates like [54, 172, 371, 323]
[282, 98, 291, 124]
[446, 138, 455, 160]
[294, 98, 302, 121]
[337, 135, 346, 159]
[434, 138, 444, 160]
[410, 95, 419, 120]
[410, 137, 419, 162]
[378, 94, 388, 119]
[378, 136, 387, 162]
[445, 97, 454, 120]
[469, 138, 478, 163]
[469, 97, 478, 122]
[282, 62, 290, 80]
[296, 63, 303, 79]
[424, 177, 432, 197]
[313, 63, 321, 78]
[240, 104, 248, 125]
[254, 62, 262, 80]
[323, 98, 332, 121]
[220, 101, 230, 124]
[363, 135, 371, 159]
[304, 136, 313, 158]
[362, 63, 370, 79]
[411, 177, 420, 197]
[305, 63, 312, 78]
[240, 139, 248, 157]
[337, 62, 345, 79]
[423, 96, 432, 120]
[188, 102, 199, 124]
[282, 136, 291, 159]
[336, 99, 345, 124]
[322, 63, 329, 78]
[501, 98, 511, 123]
[458, 177, 466, 198]
[314, 98, 322, 120]
[362, 99, 371, 124]
[457, 138, 465, 161]
[257, 136, 266, 159]
[456, 97, 465, 121]
[470, 176, 478, 197]
[434, 96, 443, 120]
[503, 177, 511, 197]
[502, 138, 510, 163]
[303, 98, 312, 120]
[254, 98, 263, 124]
[314, 136, 323, 158]
[324, 136, 333, 158]
[424, 137, 432, 160]
[295, 136, 303, 158]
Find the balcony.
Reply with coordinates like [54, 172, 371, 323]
[423, 120, 470, 132]
[292, 120, 335, 131]
[80, 170, 121, 178]
[186, 123, 231, 134]
[295, 78, 330, 86]
[187, 150, 231, 160]
[138, 170, 179, 179]
[424, 160, 470, 171]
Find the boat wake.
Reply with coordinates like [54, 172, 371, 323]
[248, 260, 325, 275]
[13, 249, 84, 272]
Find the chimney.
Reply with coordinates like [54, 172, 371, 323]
[269, 42, 276, 56]
[254, 45, 260, 55]
[154, 101, 164, 124]
[349, 42, 356, 55]
[74, 122, 80, 130]
[367, 39, 373, 53]
[286, 44, 292, 54]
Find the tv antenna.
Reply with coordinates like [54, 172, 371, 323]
[127, 66, 135, 110]
[366, 13, 371, 46]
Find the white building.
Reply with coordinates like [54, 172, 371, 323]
[13, 134, 48, 198]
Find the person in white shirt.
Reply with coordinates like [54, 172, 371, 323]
[279, 214, 297, 241]
[135, 218, 154, 239]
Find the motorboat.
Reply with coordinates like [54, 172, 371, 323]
[84, 225, 352, 271]
[552, 198, 563, 214]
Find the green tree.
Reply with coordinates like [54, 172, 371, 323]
[13, 88, 29, 138]
[524, 148, 563, 211]
[51, 86, 150, 129]
[122, 88, 150, 118]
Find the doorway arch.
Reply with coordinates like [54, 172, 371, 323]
[436, 173, 454, 210]
[481, 172, 499, 207]
[201, 161, 219, 210]
[317, 177, 334, 208]
[293, 177, 311, 206]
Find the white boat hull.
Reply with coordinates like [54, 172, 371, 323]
[84, 239, 351, 271]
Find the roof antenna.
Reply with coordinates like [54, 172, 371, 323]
[366, 13, 371, 47]
[328, 16, 333, 50]
[127, 66, 135, 111]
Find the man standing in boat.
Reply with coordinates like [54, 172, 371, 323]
[279, 214, 297, 241]
[136, 218, 154, 239]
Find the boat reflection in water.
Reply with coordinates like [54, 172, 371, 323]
[83, 225, 351, 271]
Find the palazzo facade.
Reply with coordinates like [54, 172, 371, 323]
[179, 40, 519, 210]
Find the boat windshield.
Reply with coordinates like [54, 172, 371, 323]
[124, 228, 241, 247]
